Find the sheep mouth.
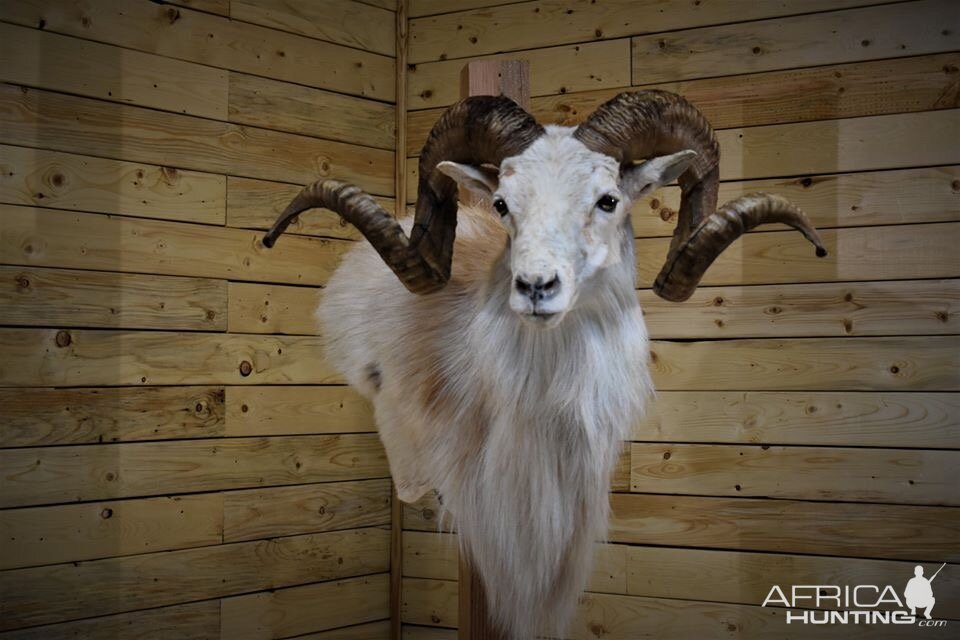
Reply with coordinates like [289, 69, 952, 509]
[521, 310, 564, 328]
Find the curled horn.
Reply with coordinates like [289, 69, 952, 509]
[574, 90, 826, 302]
[263, 96, 544, 294]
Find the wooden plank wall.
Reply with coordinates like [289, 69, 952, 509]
[0, 1, 399, 638]
[400, 1, 960, 638]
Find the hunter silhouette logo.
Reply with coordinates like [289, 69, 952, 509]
[762, 562, 948, 627]
[905, 563, 945, 620]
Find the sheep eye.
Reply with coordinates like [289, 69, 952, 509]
[596, 195, 619, 212]
[493, 197, 509, 216]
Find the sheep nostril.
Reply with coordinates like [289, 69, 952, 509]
[515, 276, 532, 295]
[541, 275, 560, 295]
[515, 274, 561, 301]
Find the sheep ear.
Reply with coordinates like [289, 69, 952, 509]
[436, 161, 499, 198]
[620, 150, 698, 200]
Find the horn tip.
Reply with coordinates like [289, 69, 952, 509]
[816, 246, 827, 258]
[262, 235, 276, 248]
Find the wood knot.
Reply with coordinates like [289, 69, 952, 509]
[51, 173, 65, 187]
[800, 177, 813, 188]
[594, 28, 603, 38]
[194, 401, 206, 414]
[421, 508, 435, 521]
[649, 198, 660, 209]
[100, 508, 113, 519]
[935, 311, 949, 322]
[239, 360, 253, 377]
[80, 15, 91, 27]
[842, 318, 853, 333]
[734, 484, 741, 491]
[160, 166, 179, 185]
[951, 179, 960, 192]
[766, 306, 782, 315]
[860, 39, 871, 47]
[752, 46, 762, 55]
[241, 404, 249, 413]
[468, 36, 478, 44]
[166, 7, 181, 24]
[662, 451, 671, 460]
[658, 40, 666, 49]
[317, 506, 326, 515]
[889, 365, 900, 374]
[431, 615, 442, 624]
[15, 275, 30, 289]
[105, 471, 116, 481]
[659, 207, 676, 221]
[55, 330, 72, 347]
[206, 309, 216, 320]
[712, 296, 724, 306]
[944, 64, 959, 75]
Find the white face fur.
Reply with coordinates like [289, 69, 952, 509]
[438, 126, 695, 328]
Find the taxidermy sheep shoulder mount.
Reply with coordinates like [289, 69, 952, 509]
[263, 90, 826, 639]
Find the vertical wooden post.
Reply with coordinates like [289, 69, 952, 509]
[457, 59, 529, 640]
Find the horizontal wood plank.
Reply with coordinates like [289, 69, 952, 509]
[0, 266, 226, 331]
[532, 52, 960, 139]
[294, 620, 393, 640]
[223, 478, 392, 542]
[407, 38, 630, 110]
[633, 165, 960, 239]
[626, 545, 960, 619]
[221, 574, 390, 640]
[0, 528, 389, 630]
[0, 144, 226, 224]
[227, 176, 395, 240]
[633, 391, 960, 448]
[0, 434, 387, 507]
[402, 626, 457, 640]
[0, 494, 223, 570]
[0, 21, 227, 120]
[401, 578, 458, 628]
[228, 73, 396, 149]
[0, 386, 224, 448]
[230, 0, 395, 57]
[0, 85, 395, 194]
[228, 282, 322, 335]
[640, 279, 960, 339]
[408, 0, 515, 18]
[0, 328, 339, 387]
[0, 601, 219, 640]
[408, 0, 897, 64]
[224, 386, 375, 436]
[410, 51, 960, 156]
[637, 222, 960, 288]
[650, 336, 960, 391]
[1, 205, 349, 287]
[631, 443, 959, 505]
[632, 0, 960, 84]
[610, 493, 960, 561]
[3, 0, 395, 100]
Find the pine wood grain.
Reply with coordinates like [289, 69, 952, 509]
[295, 620, 393, 640]
[0, 85, 395, 194]
[609, 493, 960, 561]
[0, 328, 339, 387]
[3, 0, 395, 101]
[1, 205, 349, 287]
[408, 0, 515, 18]
[0, 528, 389, 630]
[632, 0, 960, 84]
[633, 165, 960, 239]
[402, 626, 458, 640]
[230, 0, 396, 56]
[0, 266, 226, 331]
[0, 494, 223, 570]
[633, 391, 960, 448]
[649, 336, 960, 392]
[630, 443, 958, 505]
[402, 491, 452, 532]
[0, 435, 387, 507]
[407, 38, 630, 110]
[636, 223, 960, 288]
[228, 73, 396, 149]
[224, 478, 392, 542]
[224, 386, 375, 436]
[0, 21, 227, 120]
[539, 52, 960, 133]
[626, 545, 960, 619]
[227, 176, 394, 240]
[0, 386, 224, 448]
[221, 573, 391, 640]
[408, 0, 898, 64]
[0, 601, 220, 640]
[402, 578, 458, 628]
[640, 279, 960, 339]
[0, 145, 226, 224]
[228, 282, 323, 335]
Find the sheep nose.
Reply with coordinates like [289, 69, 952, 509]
[515, 274, 561, 302]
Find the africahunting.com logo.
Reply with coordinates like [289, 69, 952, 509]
[762, 563, 948, 627]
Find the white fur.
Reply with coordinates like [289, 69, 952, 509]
[318, 129, 691, 638]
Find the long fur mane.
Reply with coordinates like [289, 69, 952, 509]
[319, 204, 652, 638]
